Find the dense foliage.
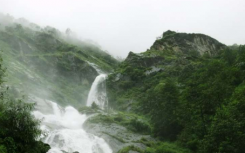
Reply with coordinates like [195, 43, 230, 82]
[107, 44, 245, 152]
[0, 56, 50, 153]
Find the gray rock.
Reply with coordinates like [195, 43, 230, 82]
[83, 115, 156, 153]
[150, 30, 226, 56]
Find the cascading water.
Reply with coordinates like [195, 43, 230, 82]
[32, 71, 112, 153]
[33, 100, 112, 153]
[86, 74, 108, 109]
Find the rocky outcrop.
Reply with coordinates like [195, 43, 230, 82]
[125, 52, 164, 67]
[83, 114, 156, 153]
[151, 30, 226, 56]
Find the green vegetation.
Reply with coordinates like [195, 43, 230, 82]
[0, 14, 118, 107]
[79, 106, 99, 114]
[144, 142, 191, 153]
[117, 142, 190, 153]
[88, 112, 152, 134]
[107, 32, 245, 153]
[1, 14, 244, 153]
[91, 102, 99, 109]
[0, 56, 50, 153]
[117, 145, 143, 153]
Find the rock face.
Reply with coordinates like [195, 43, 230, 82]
[125, 52, 164, 67]
[83, 114, 155, 153]
[151, 30, 226, 56]
[124, 30, 226, 70]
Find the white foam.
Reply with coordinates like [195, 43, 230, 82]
[33, 101, 112, 153]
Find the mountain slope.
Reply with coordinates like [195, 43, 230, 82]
[0, 14, 118, 107]
[106, 30, 245, 152]
[107, 30, 227, 110]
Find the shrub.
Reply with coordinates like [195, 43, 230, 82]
[91, 102, 99, 109]
[128, 118, 151, 134]
[144, 142, 191, 153]
[118, 145, 143, 153]
[0, 96, 50, 153]
[0, 145, 7, 153]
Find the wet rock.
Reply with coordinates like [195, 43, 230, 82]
[83, 115, 156, 153]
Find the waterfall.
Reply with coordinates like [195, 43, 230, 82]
[32, 63, 111, 152]
[86, 74, 108, 109]
[33, 100, 112, 153]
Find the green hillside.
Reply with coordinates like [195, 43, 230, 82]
[1, 13, 245, 153]
[106, 30, 245, 152]
[0, 14, 118, 107]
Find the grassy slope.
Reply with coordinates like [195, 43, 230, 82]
[0, 20, 118, 107]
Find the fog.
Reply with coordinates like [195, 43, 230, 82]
[0, 0, 244, 57]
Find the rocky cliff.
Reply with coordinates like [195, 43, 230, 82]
[151, 30, 226, 56]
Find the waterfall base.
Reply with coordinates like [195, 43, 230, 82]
[33, 100, 112, 153]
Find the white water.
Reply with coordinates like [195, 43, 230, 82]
[31, 68, 111, 152]
[86, 74, 108, 109]
[33, 100, 112, 153]
[87, 62, 104, 74]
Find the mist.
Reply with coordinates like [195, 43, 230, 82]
[0, 0, 244, 57]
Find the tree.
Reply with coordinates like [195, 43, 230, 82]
[148, 79, 182, 140]
[202, 84, 245, 153]
[0, 55, 50, 153]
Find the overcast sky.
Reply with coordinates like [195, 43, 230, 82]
[0, 0, 244, 57]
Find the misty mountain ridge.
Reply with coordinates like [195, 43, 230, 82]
[0, 12, 229, 108]
[0, 13, 118, 107]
